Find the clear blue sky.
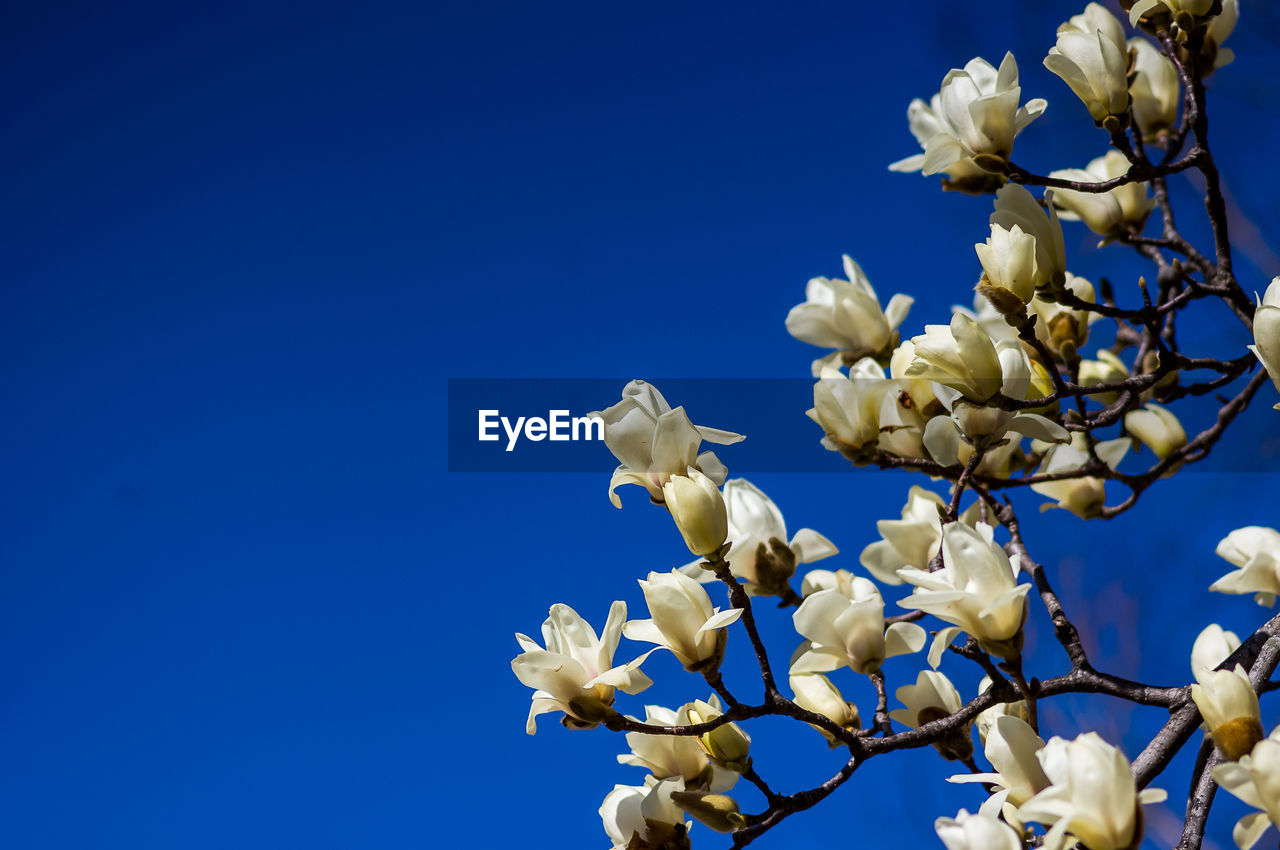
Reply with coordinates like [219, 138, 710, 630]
[3, 2, 1279, 848]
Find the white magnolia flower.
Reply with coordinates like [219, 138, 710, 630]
[1125, 402, 1186, 461]
[1030, 433, 1129, 519]
[512, 602, 653, 734]
[991, 184, 1067, 297]
[600, 776, 691, 850]
[1019, 732, 1167, 850]
[950, 715, 1050, 825]
[809, 359, 896, 458]
[1191, 623, 1242, 678]
[1030, 273, 1099, 361]
[890, 52, 1046, 188]
[785, 255, 913, 362]
[789, 673, 860, 747]
[898, 522, 1030, 659]
[906, 312, 1006, 402]
[681, 478, 837, 594]
[1045, 3, 1130, 123]
[624, 570, 741, 671]
[1078, 349, 1130, 403]
[976, 223, 1038, 308]
[1050, 151, 1156, 236]
[935, 809, 1025, 850]
[685, 697, 751, 771]
[1129, 39, 1180, 140]
[1212, 727, 1280, 850]
[592, 380, 744, 507]
[1211, 526, 1280, 606]
[912, 320, 1068, 468]
[663, 468, 729, 557]
[891, 669, 973, 761]
[1250, 277, 1280, 410]
[617, 702, 737, 792]
[791, 569, 926, 675]
[860, 485, 979, 586]
[1192, 664, 1264, 760]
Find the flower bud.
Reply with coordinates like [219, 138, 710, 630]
[663, 468, 729, 557]
[669, 792, 745, 833]
[686, 700, 752, 772]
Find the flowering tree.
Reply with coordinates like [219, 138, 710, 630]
[511, 3, 1280, 848]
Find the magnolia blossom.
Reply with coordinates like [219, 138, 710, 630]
[618, 702, 737, 793]
[1130, 39, 1179, 140]
[1078, 349, 1130, 403]
[991, 184, 1066, 298]
[906, 312, 1006, 402]
[663, 468, 729, 557]
[1212, 727, 1280, 850]
[624, 570, 741, 671]
[890, 670, 972, 761]
[1125, 402, 1186, 461]
[898, 522, 1030, 659]
[1030, 273, 1099, 361]
[685, 697, 751, 772]
[1192, 665, 1263, 760]
[950, 715, 1050, 826]
[910, 315, 1068, 464]
[785, 255, 913, 363]
[789, 673, 860, 747]
[860, 485, 979, 586]
[1210, 526, 1280, 606]
[592, 381, 744, 507]
[1019, 732, 1167, 850]
[790, 569, 926, 675]
[1191, 623, 1242, 677]
[935, 809, 1024, 850]
[512, 602, 653, 734]
[1249, 277, 1280, 410]
[975, 223, 1038, 309]
[1030, 433, 1129, 518]
[809, 358, 896, 459]
[1045, 3, 1130, 122]
[600, 776, 691, 850]
[889, 52, 1046, 189]
[1050, 151, 1155, 236]
[681, 478, 837, 594]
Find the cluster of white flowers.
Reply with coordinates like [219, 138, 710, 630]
[508, 2, 1280, 847]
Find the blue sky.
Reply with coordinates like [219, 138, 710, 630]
[3, 1, 1279, 848]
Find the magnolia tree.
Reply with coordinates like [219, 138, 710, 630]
[510, 3, 1280, 848]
